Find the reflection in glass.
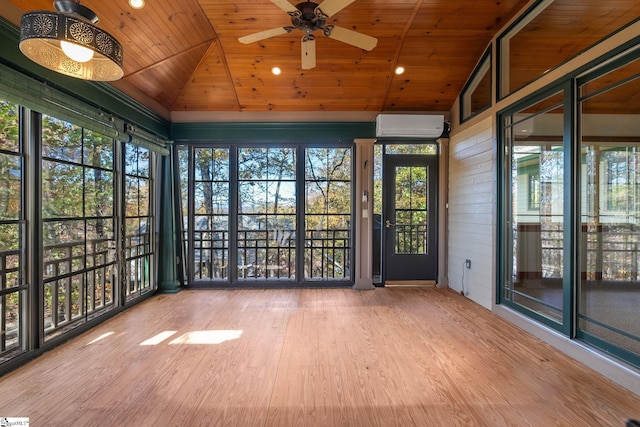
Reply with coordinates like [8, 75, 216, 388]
[578, 63, 640, 360]
[504, 91, 564, 323]
[462, 47, 492, 120]
[499, 0, 640, 97]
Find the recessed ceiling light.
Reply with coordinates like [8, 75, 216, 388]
[129, 0, 145, 9]
[395, 66, 405, 75]
[271, 67, 282, 76]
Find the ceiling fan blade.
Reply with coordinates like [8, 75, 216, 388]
[324, 25, 377, 51]
[301, 36, 316, 70]
[271, 0, 299, 14]
[315, 0, 355, 18]
[239, 27, 290, 44]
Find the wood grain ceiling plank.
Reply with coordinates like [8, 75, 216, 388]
[232, 76, 386, 88]
[380, 0, 424, 111]
[173, 40, 241, 111]
[13, 0, 637, 116]
[123, 44, 211, 109]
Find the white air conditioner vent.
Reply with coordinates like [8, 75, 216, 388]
[375, 114, 445, 138]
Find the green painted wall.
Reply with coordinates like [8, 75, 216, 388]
[171, 121, 376, 142]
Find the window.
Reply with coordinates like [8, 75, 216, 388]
[602, 150, 634, 211]
[528, 174, 540, 210]
[0, 73, 163, 373]
[41, 115, 117, 339]
[461, 46, 492, 121]
[500, 89, 566, 327]
[124, 144, 155, 300]
[578, 54, 640, 365]
[192, 147, 230, 280]
[304, 147, 352, 281]
[0, 99, 25, 361]
[498, 0, 640, 98]
[500, 46, 640, 368]
[239, 147, 296, 280]
[178, 144, 353, 286]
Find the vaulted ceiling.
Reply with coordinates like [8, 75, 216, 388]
[1, 0, 639, 122]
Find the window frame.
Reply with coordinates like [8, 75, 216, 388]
[460, 45, 493, 123]
[498, 38, 640, 368]
[177, 142, 356, 287]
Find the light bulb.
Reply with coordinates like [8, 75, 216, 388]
[60, 41, 94, 62]
[129, 0, 145, 9]
[271, 67, 282, 75]
[395, 66, 405, 75]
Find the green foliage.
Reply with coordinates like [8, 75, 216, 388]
[125, 145, 151, 219]
[305, 148, 351, 230]
[0, 100, 21, 237]
[183, 145, 354, 279]
[0, 100, 19, 152]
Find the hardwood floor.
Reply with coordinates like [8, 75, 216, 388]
[0, 287, 638, 426]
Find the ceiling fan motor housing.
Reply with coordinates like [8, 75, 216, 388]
[292, 1, 326, 35]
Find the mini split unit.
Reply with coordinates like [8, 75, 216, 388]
[375, 114, 445, 138]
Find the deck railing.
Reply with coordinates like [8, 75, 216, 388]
[185, 227, 351, 281]
[0, 249, 21, 356]
[42, 237, 117, 338]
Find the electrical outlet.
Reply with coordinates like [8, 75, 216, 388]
[465, 259, 471, 269]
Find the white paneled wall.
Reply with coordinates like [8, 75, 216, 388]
[447, 116, 496, 309]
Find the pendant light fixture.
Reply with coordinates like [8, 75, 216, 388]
[19, 1, 124, 81]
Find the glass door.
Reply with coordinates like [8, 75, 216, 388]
[383, 154, 437, 282]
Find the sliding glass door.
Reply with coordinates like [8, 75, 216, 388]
[500, 48, 640, 368]
[501, 90, 568, 330]
[577, 56, 640, 365]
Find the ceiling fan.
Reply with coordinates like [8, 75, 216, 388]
[238, 0, 378, 70]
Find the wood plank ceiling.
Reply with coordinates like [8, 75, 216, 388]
[2, 0, 640, 121]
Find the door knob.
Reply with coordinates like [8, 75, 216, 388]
[385, 220, 395, 228]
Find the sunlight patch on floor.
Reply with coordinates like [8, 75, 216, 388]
[140, 331, 178, 346]
[168, 330, 243, 345]
[86, 332, 114, 345]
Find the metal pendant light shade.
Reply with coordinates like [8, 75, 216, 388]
[19, 1, 124, 81]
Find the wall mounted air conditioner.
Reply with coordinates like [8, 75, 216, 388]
[375, 114, 445, 138]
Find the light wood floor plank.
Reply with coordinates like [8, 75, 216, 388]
[0, 287, 638, 426]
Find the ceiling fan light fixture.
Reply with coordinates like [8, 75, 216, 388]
[239, 0, 376, 70]
[19, 1, 124, 81]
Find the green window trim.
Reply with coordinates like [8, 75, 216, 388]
[498, 41, 640, 370]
